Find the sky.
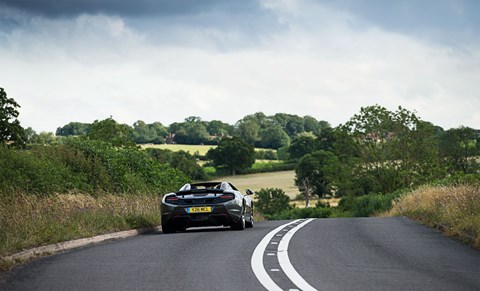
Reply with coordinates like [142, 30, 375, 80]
[0, 0, 479, 132]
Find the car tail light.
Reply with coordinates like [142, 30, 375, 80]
[166, 196, 179, 202]
[220, 194, 235, 200]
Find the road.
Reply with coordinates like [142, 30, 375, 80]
[2, 217, 479, 290]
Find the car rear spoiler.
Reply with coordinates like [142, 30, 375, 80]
[175, 189, 225, 196]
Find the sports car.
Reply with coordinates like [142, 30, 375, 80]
[161, 182, 254, 233]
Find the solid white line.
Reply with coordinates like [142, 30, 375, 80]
[251, 220, 300, 291]
[278, 218, 317, 291]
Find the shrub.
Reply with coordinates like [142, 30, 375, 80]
[255, 188, 291, 217]
[338, 193, 399, 217]
[269, 205, 332, 220]
[0, 140, 188, 197]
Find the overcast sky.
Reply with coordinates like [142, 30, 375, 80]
[1, 0, 479, 132]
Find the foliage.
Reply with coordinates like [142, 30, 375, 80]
[338, 193, 398, 217]
[133, 120, 168, 144]
[56, 122, 90, 136]
[439, 126, 480, 174]
[254, 188, 292, 217]
[0, 193, 161, 262]
[340, 105, 442, 194]
[87, 117, 136, 147]
[169, 117, 213, 145]
[206, 137, 255, 175]
[288, 135, 318, 160]
[243, 161, 297, 174]
[269, 204, 332, 220]
[258, 125, 290, 149]
[276, 145, 290, 160]
[0, 140, 188, 196]
[25, 127, 56, 145]
[235, 119, 261, 146]
[295, 150, 340, 197]
[0, 87, 25, 147]
[146, 148, 206, 180]
[254, 149, 278, 160]
[234, 112, 330, 149]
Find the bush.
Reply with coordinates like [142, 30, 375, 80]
[269, 205, 332, 220]
[338, 193, 400, 217]
[433, 173, 480, 187]
[241, 162, 296, 174]
[255, 188, 291, 217]
[0, 140, 189, 196]
[254, 150, 278, 160]
[146, 148, 206, 181]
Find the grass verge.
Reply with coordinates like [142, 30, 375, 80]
[384, 185, 480, 248]
[0, 193, 161, 271]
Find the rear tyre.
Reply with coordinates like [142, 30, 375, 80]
[245, 213, 254, 228]
[231, 210, 245, 231]
[161, 221, 176, 234]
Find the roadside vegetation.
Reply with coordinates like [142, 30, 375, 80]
[385, 184, 480, 248]
[0, 193, 161, 271]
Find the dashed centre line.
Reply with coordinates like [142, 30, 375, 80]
[251, 219, 317, 291]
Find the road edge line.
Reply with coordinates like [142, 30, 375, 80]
[278, 218, 317, 291]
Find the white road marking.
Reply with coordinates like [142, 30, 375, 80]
[271, 269, 280, 272]
[251, 219, 317, 291]
[251, 220, 300, 291]
[278, 219, 317, 291]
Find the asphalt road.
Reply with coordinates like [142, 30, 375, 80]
[2, 217, 479, 291]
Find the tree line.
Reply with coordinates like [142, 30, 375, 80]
[2, 87, 479, 199]
[54, 113, 330, 149]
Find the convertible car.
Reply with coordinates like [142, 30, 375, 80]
[161, 182, 254, 233]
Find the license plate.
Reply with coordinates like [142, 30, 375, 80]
[186, 206, 212, 213]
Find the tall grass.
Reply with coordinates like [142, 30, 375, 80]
[386, 185, 480, 248]
[0, 192, 161, 259]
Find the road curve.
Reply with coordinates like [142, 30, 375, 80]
[2, 217, 479, 291]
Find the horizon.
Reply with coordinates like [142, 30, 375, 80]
[1, 0, 479, 132]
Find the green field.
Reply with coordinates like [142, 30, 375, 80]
[141, 144, 277, 156]
[208, 170, 299, 199]
[140, 144, 216, 156]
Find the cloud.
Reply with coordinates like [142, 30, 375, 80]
[0, 0, 478, 132]
[0, 0, 236, 17]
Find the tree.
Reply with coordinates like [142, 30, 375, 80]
[87, 117, 135, 147]
[254, 188, 291, 217]
[295, 150, 340, 198]
[439, 126, 480, 174]
[206, 137, 255, 175]
[304, 116, 330, 135]
[207, 120, 233, 137]
[258, 125, 290, 149]
[288, 135, 318, 160]
[56, 122, 90, 136]
[147, 148, 206, 180]
[0, 87, 25, 146]
[340, 105, 440, 194]
[235, 119, 260, 145]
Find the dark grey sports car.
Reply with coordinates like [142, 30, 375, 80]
[161, 182, 254, 233]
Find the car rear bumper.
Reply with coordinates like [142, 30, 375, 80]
[161, 203, 242, 229]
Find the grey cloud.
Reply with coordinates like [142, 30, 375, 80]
[0, 0, 260, 17]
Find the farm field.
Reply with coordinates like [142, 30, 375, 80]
[140, 144, 216, 156]
[140, 144, 277, 156]
[209, 170, 299, 199]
